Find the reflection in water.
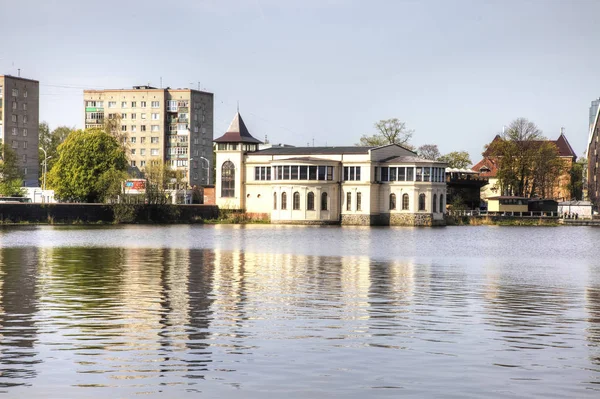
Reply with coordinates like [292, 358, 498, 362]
[0, 235, 598, 397]
[0, 248, 40, 389]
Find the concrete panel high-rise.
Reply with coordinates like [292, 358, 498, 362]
[0, 75, 40, 187]
[83, 86, 214, 187]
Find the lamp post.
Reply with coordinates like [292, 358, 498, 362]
[199, 156, 210, 185]
[39, 147, 51, 192]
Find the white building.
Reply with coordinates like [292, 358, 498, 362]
[214, 113, 447, 226]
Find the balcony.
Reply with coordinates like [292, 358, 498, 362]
[86, 118, 104, 124]
[167, 105, 178, 112]
[178, 117, 189, 123]
[178, 107, 189, 113]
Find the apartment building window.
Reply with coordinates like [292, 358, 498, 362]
[22, 103, 27, 111]
[22, 154, 27, 163]
[121, 101, 127, 108]
[140, 137, 146, 144]
[130, 137, 136, 143]
[356, 192, 362, 211]
[346, 192, 352, 211]
[151, 125, 159, 132]
[131, 126, 137, 132]
[12, 89, 18, 97]
[11, 114, 17, 122]
[131, 149, 136, 155]
[141, 125, 146, 132]
[151, 149, 159, 156]
[151, 113, 159, 120]
[140, 149, 146, 156]
[147, 137, 158, 144]
[140, 160, 146, 167]
[24, 91, 27, 98]
[23, 115, 28, 123]
[131, 160, 136, 167]
[121, 113, 127, 119]
[141, 113, 146, 119]
[11, 140, 18, 148]
[307, 192, 315, 210]
[151, 101, 159, 108]
[403, 194, 410, 210]
[193, 137, 199, 145]
[121, 125, 127, 131]
[131, 101, 136, 107]
[23, 141, 27, 149]
[11, 128, 17, 135]
[12, 101, 16, 109]
[131, 113, 136, 120]
[202, 127, 206, 134]
[108, 101, 116, 108]
[194, 149, 199, 156]
[141, 101, 146, 108]
[23, 128, 27, 136]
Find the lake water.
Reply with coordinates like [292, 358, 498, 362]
[0, 225, 599, 398]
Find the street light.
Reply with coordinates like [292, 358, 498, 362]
[39, 147, 51, 192]
[198, 156, 210, 185]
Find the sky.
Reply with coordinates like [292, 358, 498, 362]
[1, 0, 599, 163]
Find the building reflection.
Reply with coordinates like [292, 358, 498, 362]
[586, 286, 600, 369]
[0, 247, 40, 388]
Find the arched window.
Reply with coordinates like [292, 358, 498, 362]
[402, 193, 409, 210]
[293, 191, 300, 210]
[433, 193, 437, 213]
[273, 192, 277, 210]
[419, 193, 426, 211]
[389, 193, 396, 210]
[321, 192, 328, 211]
[281, 192, 287, 210]
[439, 194, 444, 213]
[221, 161, 235, 197]
[307, 192, 315, 210]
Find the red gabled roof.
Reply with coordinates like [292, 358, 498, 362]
[472, 157, 499, 178]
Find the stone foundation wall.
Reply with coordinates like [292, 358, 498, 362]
[388, 213, 444, 226]
[341, 214, 373, 226]
[271, 220, 339, 225]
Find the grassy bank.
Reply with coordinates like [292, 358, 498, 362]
[446, 216, 560, 226]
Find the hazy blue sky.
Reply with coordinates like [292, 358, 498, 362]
[2, 0, 599, 163]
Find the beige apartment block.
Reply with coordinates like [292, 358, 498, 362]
[83, 85, 214, 187]
[0, 75, 40, 187]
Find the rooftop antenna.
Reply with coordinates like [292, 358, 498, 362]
[560, 126, 565, 136]
[17, 68, 20, 77]
[312, 137, 315, 147]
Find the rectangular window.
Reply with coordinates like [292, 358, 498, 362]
[121, 125, 127, 131]
[12, 101, 16, 110]
[407, 167, 414, 181]
[151, 101, 159, 108]
[141, 160, 146, 167]
[140, 149, 146, 155]
[12, 89, 18, 97]
[131, 125, 137, 132]
[140, 101, 146, 108]
[318, 166, 326, 180]
[283, 166, 290, 179]
[300, 166, 308, 179]
[23, 141, 28, 149]
[131, 101, 137, 108]
[309, 166, 317, 180]
[11, 114, 17, 122]
[12, 128, 17, 135]
[390, 167, 397, 181]
[131, 149, 136, 155]
[141, 113, 146, 119]
[131, 160, 136, 167]
[140, 137, 146, 144]
[22, 154, 27, 163]
[121, 113, 127, 119]
[108, 101, 116, 108]
[291, 166, 298, 180]
[424, 167, 431, 182]
[346, 192, 352, 211]
[151, 113, 159, 120]
[151, 137, 159, 143]
[121, 101, 127, 108]
[416, 167, 422, 182]
[24, 91, 27, 98]
[356, 192, 362, 211]
[343, 166, 361, 181]
[22, 103, 27, 110]
[381, 167, 389, 182]
[398, 167, 406, 181]
[23, 128, 28, 136]
[151, 125, 159, 132]
[151, 149, 159, 156]
[327, 166, 334, 180]
[11, 140, 18, 148]
[141, 125, 146, 132]
[131, 113, 137, 120]
[131, 137, 136, 143]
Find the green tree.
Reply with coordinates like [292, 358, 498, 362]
[567, 157, 585, 200]
[47, 129, 128, 203]
[417, 144, 441, 160]
[39, 123, 75, 184]
[438, 151, 472, 169]
[143, 160, 186, 204]
[357, 118, 414, 148]
[0, 144, 25, 196]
